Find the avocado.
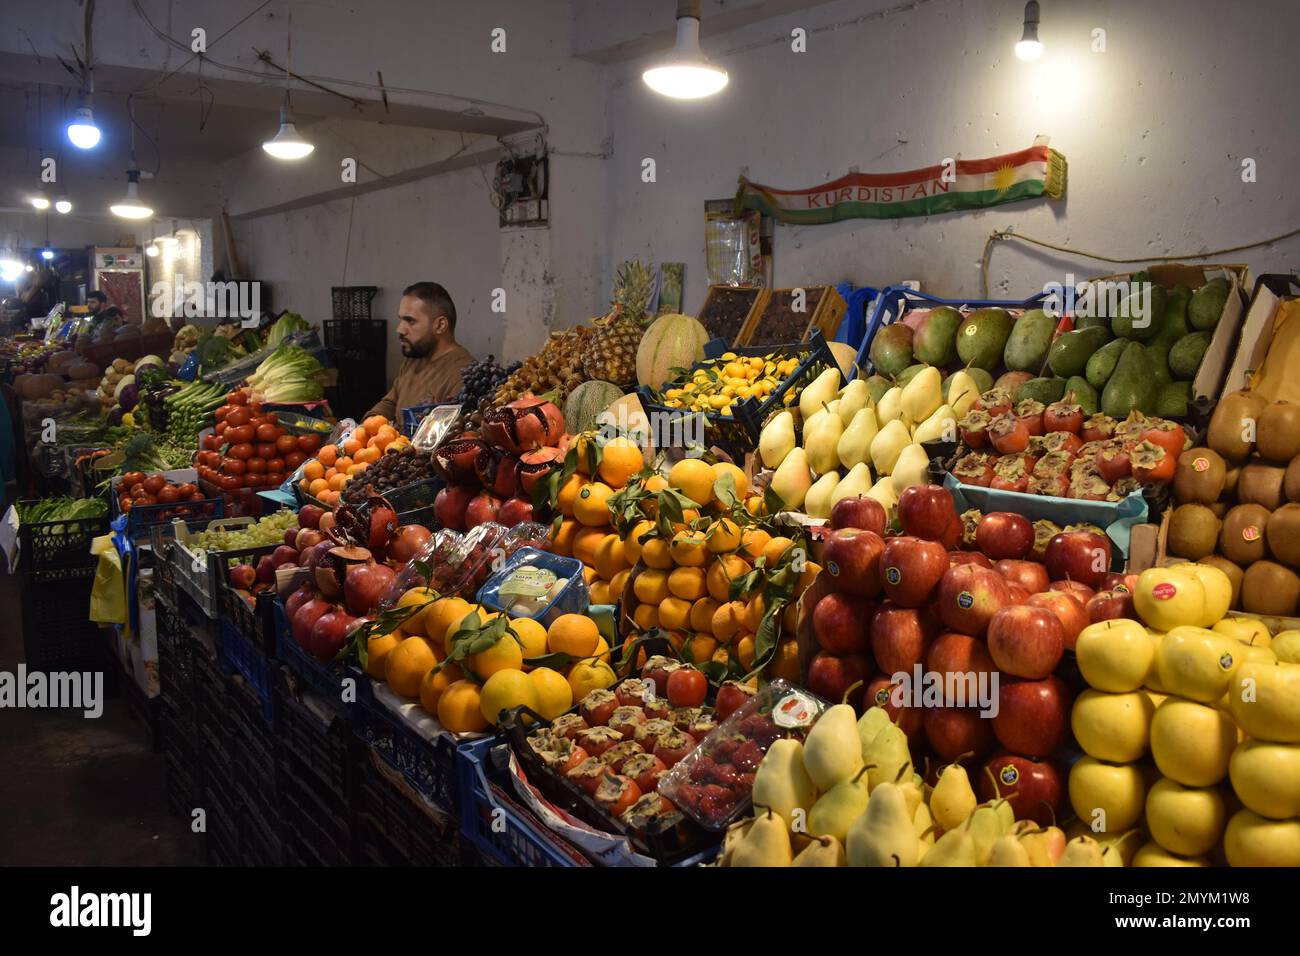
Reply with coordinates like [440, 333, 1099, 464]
[955, 308, 1014, 372]
[1048, 326, 1111, 378]
[1063, 376, 1099, 415]
[1003, 309, 1056, 373]
[1110, 282, 1167, 342]
[1189, 277, 1230, 331]
[870, 323, 915, 377]
[1146, 343, 1173, 385]
[1085, 338, 1127, 390]
[1157, 285, 1193, 339]
[1073, 313, 1110, 331]
[1168, 331, 1212, 380]
[1100, 341, 1157, 419]
[1015, 376, 1068, 405]
[864, 374, 893, 403]
[1154, 380, 1192, 419]
[912, 306, 962, 367]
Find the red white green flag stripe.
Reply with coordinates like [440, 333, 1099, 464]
[737, 140, 1067, 224]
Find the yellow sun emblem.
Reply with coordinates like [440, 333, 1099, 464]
[992, 163, 1017, 195]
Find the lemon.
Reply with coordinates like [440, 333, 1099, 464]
[568, 659, 616, 700]
[527, 667, 573, 720]
[479, 669, 538, 726]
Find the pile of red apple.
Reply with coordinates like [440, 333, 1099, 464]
[954, 399, 1185, 499]
[432, 395, 568, 532]
[808, 485, 1142, 827]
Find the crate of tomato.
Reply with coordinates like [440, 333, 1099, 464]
[194, 390, 324, 509]
[111, 468, 222, 541]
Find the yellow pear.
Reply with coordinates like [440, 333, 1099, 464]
[732, 806, 793, 867]
[1057, 835, 1105, 867]
[770, 447, 813, 509]
[912, 403, 958, 444]
[968, 802, 1010, 865]
[846, 782, 919, 867]
[946, 369, 981, 418]
[856, 706, 892, 760]
[863, 722, 911, 790]
[870, 419, 911, 475]
[799, 367, 841, 421]
[921, 819, 978, 866]
[759, 410, 796, 468]
[876, 386, 904, 425]
[804, 471, 841, 519]
[865, 473, 899, 516]
[807, 767, 871, 843]
[890, 443, 931, 493]
[751, 738, 817, 826]
[837, 379, 870, 425]
[803, 409, 843, 474]
[988, 834, 1031, 866]
[803, 704, 865, 791]
[930, 762, 978, 831]
[837, 406, 879, 469]
[900, 366, 942, 424]
[830, 462, 874, 507]
[791, 834, 846, 867]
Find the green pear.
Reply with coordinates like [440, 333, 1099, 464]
[759, 410, 796, 468]
[770, 447, 813, 509]
[911, 403, 958, 444]
[988, 834, 1032, 866]
[921, 819, 978, 866]
[799, 367, 842, 421]
[791, 834, 846, 867]
[1057, 835, 1105, 867]
[732, 806, 793, 867]
[803, 470, 841, 519]
[803, 408, 844, 474]
[751, 738, 817, 826]
[870, 419, 911, 475]
[856, 706, 893, 761]
[930, 763, 978, 831]
[830, 462, 874, 507]
[803, 704, 865, 791]
[864, 722, 911, 790]
[900, 365, 942, 423]
[968, 802, 1010, 866]
[876, 385, 904, 425]
[846, 782, 919, 867]
[807, 767, 872, 843]
[837, 379, 870, 425]
[945, 369, 981, 418]
[837, 406, 879, 469]
[890, 443, 931, 493]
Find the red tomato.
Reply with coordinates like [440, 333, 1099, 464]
[263, 412, 278, 426]
[220, 474, 241, 491]
[214, 406, 230, 421]
[121, 499, 133, 513]
[222, 457, 246, 476]
[244, 474, 264, 488]
[228, 391, 248, 406]
[157, 485, 180, 503]
[266, 473, 286, 488]
[665, 667, 707, 708]
[230, 443, 254, 460]
[227, 425, 255, 445]
[297, 434, 322, 453]
[129, 482, 145, 497]
[283, 451, 306, 470]
[215, 421, 228, 437]
[202, 433, 220, 451]
[246, 458, 267, 474]
[143, 475, 167, 495]
[275, 434, 298, 454]
[255, 424, 278, 443]
[226, 407, 251, 428]
[188, 488, 205, 500]
[256, 443, 277, 460]
[267, 458, 285, 473]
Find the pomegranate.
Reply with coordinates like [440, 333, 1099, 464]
[344, 561, 398, 616]
[517, 447, 562, 496]
[298, 504, 325, 529]
[366, 496, 398, 551]
[315, 543, 372, 600]
[434, 485, 476, 532]
[291, 598, 333, 649]
[300, 540, 335, 575]
[498, 497, 534, 526]
[434, 436, 488, 484]
[272, 545, 299, 567]
[465, 492, 503, 529]
[295, 528, 325, 552]
[388, 524, 432, 564]
[481, 396, 566, 454]
[284, 584, 317, 621]
[309, 608, 358, 662]
[256, 555, 278, 584]
[228, 564, 256, 590]
[475, 446, 520, 499]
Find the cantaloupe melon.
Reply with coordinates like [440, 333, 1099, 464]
[564, 380, 624, 435]
[635, 313, 708, 390]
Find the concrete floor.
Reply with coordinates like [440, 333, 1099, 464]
[0, 570, 202, 866]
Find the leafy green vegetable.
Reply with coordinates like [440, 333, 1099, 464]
[17, 497, 108, 523]
[266, 312, 311, 349]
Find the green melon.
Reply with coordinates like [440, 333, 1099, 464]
[564, 380, 624, 434]
[635, 313, 709, 390]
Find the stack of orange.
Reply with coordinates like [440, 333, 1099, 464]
[297, 414, 408, 506]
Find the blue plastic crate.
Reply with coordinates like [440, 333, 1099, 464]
[477, 547, 588, 628]
[833, 282, 881, 351]
[456, 738, 588, 867]
[352, 691, 462, 814]
[217, 619, 276, 727]
[853, 285, 1056, 380]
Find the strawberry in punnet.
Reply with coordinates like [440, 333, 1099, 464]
[989, 413, 1031, 454]
[1080, 413, 1118, 444]
[1044, 401, 1085, 434]
[1015, 399, 1046, 437]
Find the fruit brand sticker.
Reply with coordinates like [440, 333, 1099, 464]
[1115, 584, 1130, 593]
[827, 560, 841, 577]
[1151, 582, 1177, 600]
[999, 765, 1019, 786]
[874, 688, 891, 706]
[773, 691, 819, 729]
[886, 566, 902, 585]
[1193, 457, 1210, 472]
[964, 325, 977, 335]
[1219, 652, 1235, 671]
[957, 590, 974, 609]
[1243, 525, 1260, 541]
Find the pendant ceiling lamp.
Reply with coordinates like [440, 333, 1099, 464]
[263, 11, 315, 159]
[643, 0, 729, 99]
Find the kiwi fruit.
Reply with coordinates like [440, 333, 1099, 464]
[1237, 461, 1287, 510]
[1266, 503, 1300, 567]
[1240, 560, 1300, 616]
[1207, 390, 1266, 462]
[1209, 500, 1229, 518]
[1220, 503, 1272, 565]
[1167, 503, 1221, 559]
[1256, 400, 1300, 462]
[1286, 455, 1300, 502]
[1173, 446, 1225, 504]
[1199, 554, 1244, 609]
[1222, 465, 1241, 500]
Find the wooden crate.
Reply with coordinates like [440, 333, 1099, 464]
[741, 285, 847, 347]
[697, 285, 768, 347]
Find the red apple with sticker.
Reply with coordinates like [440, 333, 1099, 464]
[861, 674, 923, 743]
[996, 559, 1050, 595]
[880, 536, 949, 607]
[976, 512, 1035, 560]
[992, 675, 1072, 758]
[812, 591, 875, 656]
[822, 529, 886, 599]
[986, 605, 1065, 679]
[1025, 590, 1090, 649]
[869, 603, 936, 675]
[937, 563, 1011, 636]
[979, 752, 1065, 827]
[897, 484, 959, 541]
[829, 496, 887, 536]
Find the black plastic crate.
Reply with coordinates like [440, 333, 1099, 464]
[217, 620, 276, 727]
[20, 566, 103, 672]
[16, 504, 108, 575]
[352, 694, 461, 814]
[275, 668, 353, 805]
[279, 757, 354, 866]
[355, 748, 460, 867]
[201, 768, 240, 867]
[220, 585, 274, 658]
[330, 287, 378, 321]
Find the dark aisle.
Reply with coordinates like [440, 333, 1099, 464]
[0, 571, 202, 866]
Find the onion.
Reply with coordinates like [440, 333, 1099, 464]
[344, 561, 398, 616]
[388, 524, 432, 564]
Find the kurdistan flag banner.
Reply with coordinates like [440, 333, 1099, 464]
[737, 139, 1066, 224]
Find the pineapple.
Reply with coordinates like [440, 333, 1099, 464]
[581, 259, 656, 386]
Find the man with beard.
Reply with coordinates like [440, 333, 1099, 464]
[365, 281, 474, 420]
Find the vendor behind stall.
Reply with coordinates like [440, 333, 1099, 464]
[86, 289, 125, 342]
[365, 281, 474, 420]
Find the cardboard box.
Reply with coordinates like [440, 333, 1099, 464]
[1221, 279, 1300, 398]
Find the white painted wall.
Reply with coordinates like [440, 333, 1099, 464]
[600, 0, 1300, 312]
